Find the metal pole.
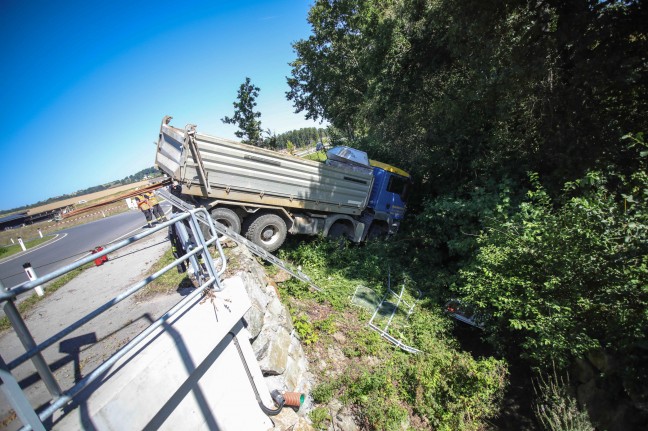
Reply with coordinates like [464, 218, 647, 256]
[0, 355, 46, 431]
[0, 282, 61, 397]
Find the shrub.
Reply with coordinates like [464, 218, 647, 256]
[457, 137, 648, 385]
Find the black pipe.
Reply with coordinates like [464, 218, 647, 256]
[228, 331, 285, 416]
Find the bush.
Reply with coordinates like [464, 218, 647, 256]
[280, 234, 508, 430]
[457, 137, 648, 384]
[533, 369, 594, 431]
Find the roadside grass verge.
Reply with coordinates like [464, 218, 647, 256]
[135, 242, 244, 299]
[278, 237, 508, 430]
[135, 248, 194, 299]
[0, 236, 55, 261]
[0, 263, 93, 332]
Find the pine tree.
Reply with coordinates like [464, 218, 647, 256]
[222, 77, 263, 145]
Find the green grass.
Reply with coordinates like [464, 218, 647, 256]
[0, 236, 55, 260]
[276, 237, 508, 430]
[304, 151, 327, 162]
[0, 263, 93, 332]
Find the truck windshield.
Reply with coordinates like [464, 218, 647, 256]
[387, 175, 409, 202]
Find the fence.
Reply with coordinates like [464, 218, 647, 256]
[0, 207, 226, 431]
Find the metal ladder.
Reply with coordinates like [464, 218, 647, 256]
[158, 188, 322, 292]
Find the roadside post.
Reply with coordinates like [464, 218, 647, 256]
[38, 229, 43, 238]
[17, 237, 26, 252]
[10, 238, 15, 244]
[22, 263, 44, 296]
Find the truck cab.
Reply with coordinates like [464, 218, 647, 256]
[366, 160, 411, 236]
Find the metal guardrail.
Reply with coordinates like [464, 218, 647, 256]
[0, 207, 227, 431]
[158, 188, 322, 292]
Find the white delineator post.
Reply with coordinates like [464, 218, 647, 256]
[10, 238, 15, 244]
[23, 262, 44, 296]
[38, 228, 43, 238]
[17, 237, 26, 251]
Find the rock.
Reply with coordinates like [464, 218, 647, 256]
[332, 332, 347, 344]
[334, 406, 359, 431]
[292, 417, 315, 431]
[272, 408, 300, 430]
[253, 324, 291, 375]
[272, 270, 292, 283]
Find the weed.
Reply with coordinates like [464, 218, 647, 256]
[533, 368, 594, 431]
[309, 407, 330, 430]
[293, 313, 319, 345]
[277, 235, 508, 430]
[312, 381, 338, 404]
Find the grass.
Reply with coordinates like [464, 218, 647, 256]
[304, 151, 327, 162]
[0, 201, 131, 247]
[275, 237, 508, 430]
[0, 236, 55, 260]
[0, 263, 93, 332]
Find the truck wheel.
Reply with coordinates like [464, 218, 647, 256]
[328, 222, 353, 240]
[367, 223, 388, 240]
[245, 214, 287, 252]
[210, 208, 241, 235]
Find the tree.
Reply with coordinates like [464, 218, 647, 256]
[287, 0, 648, 195]
[222, 77, 263, 145]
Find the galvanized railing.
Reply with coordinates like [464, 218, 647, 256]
[0, 208, 226, 431]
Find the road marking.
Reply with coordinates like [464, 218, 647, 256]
[0, 234, 67, 265]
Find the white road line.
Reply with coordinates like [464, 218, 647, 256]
[0, 234, 67, 265]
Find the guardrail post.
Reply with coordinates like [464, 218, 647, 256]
[0, 355, 46, 431]
[17, 237, 26, 251]
[23, 263, 44, 296]
[1, 281, 61, 397]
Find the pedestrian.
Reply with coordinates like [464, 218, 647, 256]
[134, 193, 153, 227]
[145, 191, 167, 223]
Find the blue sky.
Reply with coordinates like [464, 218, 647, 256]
[1, 0, 322, 211]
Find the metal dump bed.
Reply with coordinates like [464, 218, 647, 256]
[155, 116, 373, 215]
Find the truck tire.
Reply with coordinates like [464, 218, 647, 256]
[245, 213, 287, 252]
[328, 222, 353, 239]
[367, 223, 388, 240]
[210, 208, 241, 235]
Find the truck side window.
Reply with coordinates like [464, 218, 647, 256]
[386, 175, 409, 202]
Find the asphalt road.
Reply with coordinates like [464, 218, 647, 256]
[0, 206, 169, 289]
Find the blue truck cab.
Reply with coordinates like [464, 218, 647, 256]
[366, 160, 411, 236]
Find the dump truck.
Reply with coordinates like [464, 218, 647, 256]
[155, 116, 410, 251]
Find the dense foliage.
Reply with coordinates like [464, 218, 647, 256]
[288, 0, 647, 193]
[280, 238, 506, 430]
[287, 0, 647, 427]
[273, 127, 327, 150]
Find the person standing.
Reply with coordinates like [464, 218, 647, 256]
[146, 191, 167, 223]
[134, 193, 153, 227]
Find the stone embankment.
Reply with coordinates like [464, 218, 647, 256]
[226, 243, 315, 431]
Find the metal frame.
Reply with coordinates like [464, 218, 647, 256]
[0, 207, 226, 431]
[158, 188, 322, 292]
[351, 272, 421, 354]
